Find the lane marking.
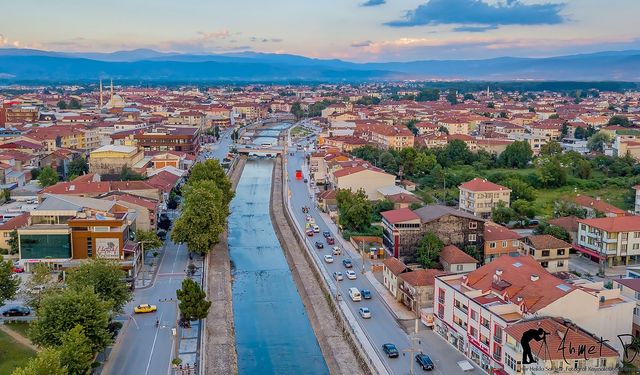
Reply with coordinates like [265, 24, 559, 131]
[144, 311, 164, 375]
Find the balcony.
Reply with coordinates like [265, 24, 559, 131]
[455, 304, 469, 315]
[493, 350, 502, 362]
[494, 335, 502, 344]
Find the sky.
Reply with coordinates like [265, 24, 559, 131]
[1, 0, 640, 62]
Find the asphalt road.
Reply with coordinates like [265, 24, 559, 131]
[285, 129, 476, 375]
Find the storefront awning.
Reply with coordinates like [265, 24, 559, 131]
[572, 244, 606, 260]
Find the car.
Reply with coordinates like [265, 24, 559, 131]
[346, 270, 357, 280]
[313, 225, 320, 233]
[306, 215, 313, 222]
[156, 230, 167, 241]
[2, 306, 30, 317]
[326, 237, 335, 245]
[303, 178, 308, 183]
[315, 241, 324, 249]
[324, 254, 334, 263]
[322, 231, 331, 238]
[382, 343, 399, 358]
[359, 307, 371, 319]
[361, 289, 372, 299]
[134, 304, 158, 314]
[12, 265, 24, 273]
[348, 287, 362, 301]
[332, 246, 342, 256]
[415, 353, 435, 371]
[333, 272, 343, 281]
[342, 259, 353, 268]
[306, 229, 314, 237]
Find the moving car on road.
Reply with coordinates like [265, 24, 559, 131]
[361, 289, 372, 299]
[326, 237, 335, 245]
[332, 246, 342, 255]
[348, 287, 362, 301]
[306, 229, 314, 237]
[342, 259, 353, 268]
[359, 307, 371, 319]
[333, 271, 343, 281]
[315, 241, 324, 249]
[382, 343, 399, 358]
[2, 306, 30, 317]
[324, 254, 334, 263]
[346, 270, 357, 280]
[312, 225, 320, 233]
[322, 231, 331, 238]
[415, 353, 435, 371]
[134, 304, 157, 314]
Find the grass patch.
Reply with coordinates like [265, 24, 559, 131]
[4, 321, 31, 340]
[0, 329, 36, 374]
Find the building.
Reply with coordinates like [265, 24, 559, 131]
[575, 216, 640, 268]
[18, 195, 141, 276]
[612, 278, 640, 337]
[0, 213, 29, 254]
[381, 208, 422, 258]
[573, 194, 626, 218]
[434, 255, 632, 373]
[382, 257, 409, 300]
[414, 205, 485, 253]
[439, 244, 478, 273]
[134, 126, 201, 154]
[503, 317, 618, 375]
[484, 222, 522, 263]
[520, 235, 571, 272]
[397, 269, 445, 312]
[331, 166, 396, 201]
[459, 178, 511, 219]
[89, 145, 145, 175]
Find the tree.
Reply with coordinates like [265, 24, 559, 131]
[575, 158, 593, 179]
[438, 126, 449, 135]
[30, 288, 111, 352]
[608, 115, 631, 127]
[463, 93, 475, 101]
[68, 98, 82, 110]
[0, 260, 20, 307]
[539, 140, 563, 156]
[336, 189, 372, 232]
[416, 89, 440, 102]
[574, 127, 586, 139]
[553, 201, 587, 219]
[377, 151, 397, 172]
[172, 180, 227, 254]
[59, 325, 95, 375]
[438, 140, 473, 167]
[176, 278, 211, 321]
[290, 102, 304, 120]
[38, 166, 59, 187]
[65, 259, 132, 313]
[549, 113, 560, 119]
[7, 229, 19, 255]
[188, 159, 234, 205]
[2, 188, 10, 202]
[68, 157, 89, 178]
[537, 157, 567, 188]
[405, 119, 418, 136]
[492, 202, 517, 225]
[12, 348, 67, 375]
[167, 190, 179, 210]
[57, 100, 68, 110]
[498, 141, 532, 168]
[534, 223, 571, 243]
[136, 229, 163, 253]
[372, 200, 394, 222]
[512, 199, 536, 219]
[560, 122, 569, 137]
[157, 215, 172, 231]
[119, 166, 145, 181]
[487, 102, 495, 108]
[446, 90, 458, 105]
[501, 178, 536, 202]
[415, 232, 443, 269]
[587, 131, 612, 153]
[23, 262, 56, 310]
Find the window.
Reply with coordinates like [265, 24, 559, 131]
[623, 244, 628, 252]
[468, 234, 477, 242]
[505, 354, 517, 371]
[469, 326, 478, 338]
[502, 241, 507, 248]
[623, 233, 629, 241]
[574, 359, 586, 370]
[634, 244, 640, 250]
[529, 248, 535, 256]
[541, 261, 549, 268]
[480, 333, 489, 346]
[469, 222, 478, 229]
[493, 343, 502, 361]
[481, 317, 490, 329]
[490, 242, 497, 249]
[494, 325, 503, 343]
[557, 249, 565, 256]
[87, 237, 92, 258]
[512, 240, 519, 247]
[438, 288, 445, 303]
[470, 310, 478, 321]
[541, 250, 550, 257]
[557, 260, 564, 268]
[597, 358, 607, 367]
[456, 264, 464, 271]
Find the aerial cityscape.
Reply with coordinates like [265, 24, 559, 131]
[1, 1, 640, 375]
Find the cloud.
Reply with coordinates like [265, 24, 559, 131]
[453, 25, 499, 32]
[198, 30, 230, 39]
[249, 36, 283, 43]
[361, 0, 385, 6]
[386, 0, 566, 28]
[351, 40, 373, 48]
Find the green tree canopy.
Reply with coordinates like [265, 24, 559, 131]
[290, 102, 304, 120]
[188, 159, 234, 205]
[416, 89, 440, 102]
[136, 229, 163, 252]
[536, 157, 567, 188]
[12, 348, 67, 375]
[0, 259, 20, 307]
[539, 140, 563, 156]
[176, 278, 211, 321]
[336, 188, 372, 232]
[65, 259, 132, 313]
[587, 131, 612, 153]
[498, 141, 532, 168]
[22, 262, 56, 310]
[437, 140, 473, 167]
[492, 202, 517, 225]
[59, 325, 95, 375]
[57, 100, 68, 110]
[501, 178, 536, 202]
[608, 115, 631, 127]
[446, 90, 458, 105]
[68, 98, 82, 110]
[67, 157, 89, 178]
[534, 223, 571, 243]
[415, 231, 443, 269]
[30, 288, 111, 352]
[38, 166, 59, 187]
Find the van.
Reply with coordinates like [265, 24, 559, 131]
[348, 287, 362, 302]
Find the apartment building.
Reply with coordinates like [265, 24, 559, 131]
[459, 178, 511, 219]
[576, 216, 640, 267]
[483, 222, 521, 263]
[89, 145, 145, 175]
[434, 255, 633, 374]
[612, 278, 640, 337]
[367, 124, 415, 150]
[381, 208, 422, 258]
[330, 166, 396, 201]
[520, 234, 571, 272]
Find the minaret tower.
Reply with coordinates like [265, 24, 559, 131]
[110, 79, 114, 101]
[99, 79, 104, 108]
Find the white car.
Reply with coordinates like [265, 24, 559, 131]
[359, 307, 371, 319]
[333, 271, 343, 281]
[332, 246, 342, 256]
[346, 270, 357, 280]
[324, 254, 334, 263]
[313, 225, 320, 233]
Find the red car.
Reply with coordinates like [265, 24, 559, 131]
[326, 237, 335, 245]
[306, 229, 314, 237]
[12, 265, 24, 273]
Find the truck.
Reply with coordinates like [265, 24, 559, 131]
[295, 170, 303, 180]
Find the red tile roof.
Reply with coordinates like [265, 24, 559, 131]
[523, 234, 571, 250]
[578, 216, 640, 232]
[573, 195, 626, 216]
[484, 222, 521, 241]
[459, 178, 510, 192]
[146, 171, 180, 193]
[381, 208, 420, 224]
[383, 257, 408, 276]
[548, 216, 579, 233]
[440, 245, 478, 265]
[399, 269, 445, 287]
[615, 278, 640, 293]
[0, 213, 30, 231]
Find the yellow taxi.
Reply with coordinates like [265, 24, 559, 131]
[134, 304, 157, 314]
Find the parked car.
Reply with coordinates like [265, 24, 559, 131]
[361, 289, 372, 299]
[322, 231, 331, 238]
[346, 270, 357, 280]
[415, 353, 435, 371]
[332, 246, 342, 256]
[12, 265, 24, 273]
[324, 254, 334, 263]
[315, 241, 324, 249]
[333, 272, 343, 281]
[342, 259, 353, 268]
[326, 236, 335, 245]
[382, 343, 399, 358]
[134, 304, 157, 314]
[359, 307, 371, 319]
[2, 306, 30, 317]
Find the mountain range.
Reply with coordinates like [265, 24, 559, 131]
[0, 48, 639, 82]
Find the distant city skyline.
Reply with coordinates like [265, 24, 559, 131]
[1, 0, 640, 62]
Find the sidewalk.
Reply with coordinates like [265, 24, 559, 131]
[134, 249, 163, 289]
[364, 271, 415, 321]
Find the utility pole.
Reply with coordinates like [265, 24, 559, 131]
[403, 336, 420, 375]
[361, 240, 366, 274]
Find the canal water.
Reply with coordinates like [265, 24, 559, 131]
[228, 158, 329, 375]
